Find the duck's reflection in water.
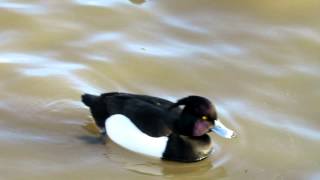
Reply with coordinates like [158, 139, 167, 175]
[129, 0, 146, 5]
[126, 159, 226, 179]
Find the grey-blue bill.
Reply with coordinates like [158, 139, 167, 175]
[211, 119, 236, 139]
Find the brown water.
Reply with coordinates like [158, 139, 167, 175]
[0, 0, 319, 179]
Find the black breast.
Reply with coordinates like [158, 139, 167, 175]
[162, 134, 213, 162]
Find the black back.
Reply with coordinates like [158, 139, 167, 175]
[82, 92, 180, 137]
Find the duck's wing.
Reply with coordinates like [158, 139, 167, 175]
[105, 96, 178, 137]
[101, 93, 179, 137]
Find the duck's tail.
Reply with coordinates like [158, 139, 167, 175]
[81, 93, 99, 107]
[81, 93, 108, 132]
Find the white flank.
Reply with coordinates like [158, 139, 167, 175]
[105, 114, 168, 158]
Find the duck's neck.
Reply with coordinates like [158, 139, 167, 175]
[173, 112, 196, 136]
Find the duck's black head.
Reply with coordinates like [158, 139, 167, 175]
[169, 96, 217, 137]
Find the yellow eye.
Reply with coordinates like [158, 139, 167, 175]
[202, 116, 208, 120]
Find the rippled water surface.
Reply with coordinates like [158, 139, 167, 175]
[0, 0, 319, 179]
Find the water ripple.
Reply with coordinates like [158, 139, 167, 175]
[0, 53, 102, 93]
[290, 63, 320, 77]
[0, 53, 85, 76]
[279, 26, 320, 43]
[159, 15, 208, 34]
[85, 32, 122, 44]
[0, 53, 46, 64]
[0, 130, 61, 143]
[224, 99, 320, 141]
[73, 0, 126, 7]
[0, 1, 46, 14]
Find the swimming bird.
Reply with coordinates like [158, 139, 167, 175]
[82, 92, 235, 162]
